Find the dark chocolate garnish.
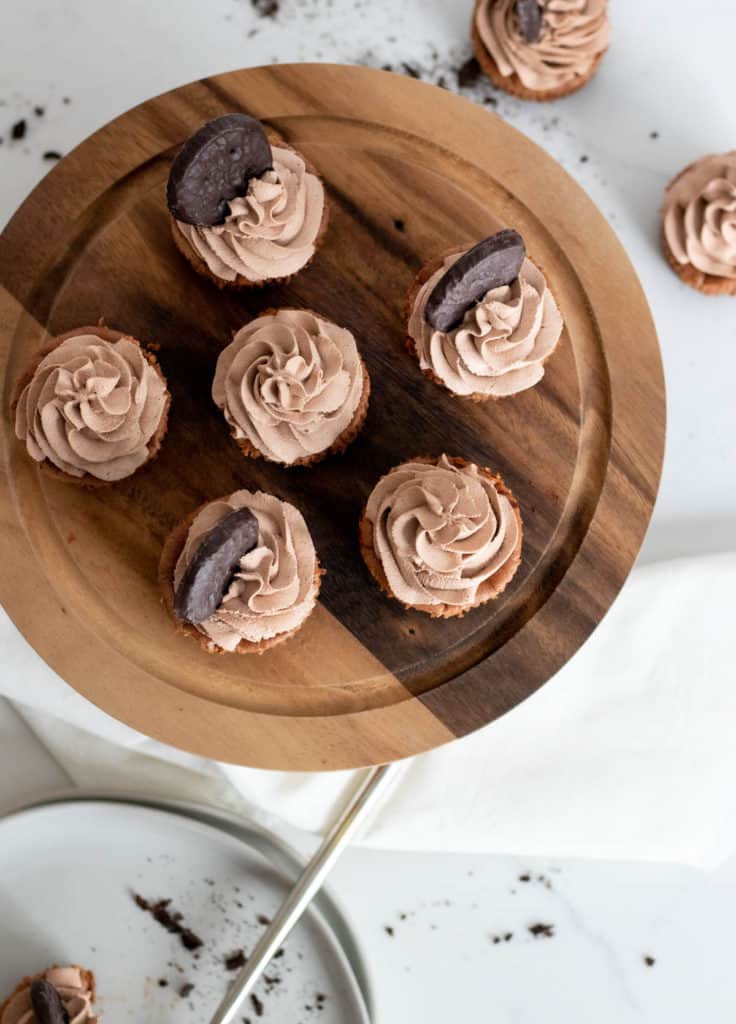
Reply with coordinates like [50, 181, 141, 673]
[166, 114, 272, 226]
[30, 980, 70, 1024]
[424, 229, 526, 333]
[516, 0, 543, 43]
[173, 506, 259, 624]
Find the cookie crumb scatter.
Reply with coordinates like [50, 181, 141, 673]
[250, 992, 264, 1017]
[256, 913, 271, 926]
[251, 0, 279, 17]
[225, 949, 247, 971]
[11, 119, 26, 140]
[456, 56, 481, 89]
[132, 893, 204, 952]
[644, 955, 656, 967]
[519, 873, 531, 882]
[384, 925, 395, 937]
[528, 922, 555, 938]
[178, 983, 194, 998]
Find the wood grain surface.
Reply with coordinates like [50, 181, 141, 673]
[0, 64, 665, 770]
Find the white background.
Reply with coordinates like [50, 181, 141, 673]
[1, 1, 736, 1021]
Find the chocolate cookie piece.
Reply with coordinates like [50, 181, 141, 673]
[516, 0, 543, 43]
[174, 507, 259, 624]
[167, 114, 273, 226]
[424, 229, 526, 333]
[30, 980, 69, 1024]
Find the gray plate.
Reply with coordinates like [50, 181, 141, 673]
[0, 791, 373, 1023]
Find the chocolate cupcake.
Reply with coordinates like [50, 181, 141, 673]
[167, 114, 328, 288]
[472, 0, 611, 101]
[406, 232, 563, 400]
[1, 965, 99, 1024]
[160, 489, 322, 654]
[12, 324, 170, 485]
[360, 455, 522, 618]
[661, 151, 736, 296]
[213, 308, 370, 466]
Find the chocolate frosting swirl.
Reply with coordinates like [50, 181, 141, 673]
[662, 152, 736, 279]
[475, 0, 611, 92]
[1, 967, 98, 1024]
[213, 309, 365, 465]
[14, 330, 168, 481]
[365, 456, 521, 610]
[175, 146, 324, 283]
[410, 253, 562, 398]
[174, 490, 319, 651]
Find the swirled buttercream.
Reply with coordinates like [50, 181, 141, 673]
[475, 0, 610, 92]
[174, 490, 319, 651]
[213, 309, 365, 465]
[410, 253, 562, 398]
[14, 329, 168, 481]
[662, 152, 736, 279]
[175, 146, 325, 283]
[365, 455, 521, 611]
[1, 966, 98, 1024]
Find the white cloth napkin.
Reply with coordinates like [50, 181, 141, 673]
[2, 552, 735, 868]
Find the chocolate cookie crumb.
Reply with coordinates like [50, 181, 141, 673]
[250, 993, 264, 1017]
[580, 155, 589, 163]
[251, 0, 278, 16]
[180, 928, 203, 951]
[179, 983, 194, 998]
[11, 119, 26, 140]
[528, 922, 555, 938]
[401, 62, 420, 79]
[62, 97, 70, 104]
[650, 131, 659, 140]
[34, 106, 44, 117]
[43, 150, 62, 161]
[384, 925, 394, 937]
[256, 914, 271, 926]
[225, 949, 247, 971]
[456, 56, 481, 89]
[158, 978, 168, 988]
[644, 955, 656, 966]
[133, 893, 204, 952]
[519, 873, 531, 882]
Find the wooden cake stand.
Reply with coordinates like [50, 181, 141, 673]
[0, 64, 665, 770]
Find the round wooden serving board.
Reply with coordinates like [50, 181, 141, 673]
[0, 65, 665, 771]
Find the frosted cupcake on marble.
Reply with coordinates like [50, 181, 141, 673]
[661, 151, 736, 296]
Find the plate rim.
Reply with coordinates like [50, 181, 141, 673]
[0, 788, 374, 1023]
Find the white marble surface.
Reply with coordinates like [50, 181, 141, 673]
[3, 697, 736, 1023]
[1, 0, 736, 1021]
